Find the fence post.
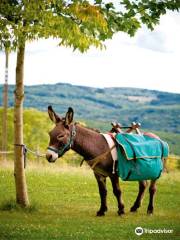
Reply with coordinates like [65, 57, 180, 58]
[1, 50, 9, 162]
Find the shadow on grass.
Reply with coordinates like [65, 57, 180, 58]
[0, 199, 39, 213]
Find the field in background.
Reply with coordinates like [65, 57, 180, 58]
[0, 164, 180, 240]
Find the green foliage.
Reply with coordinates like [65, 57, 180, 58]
[0, 107, 51, 153]
[96, 0, 180, 37]
[121, 0, 180, 31]
[0, 0, 108, 51]
[0, 167, 180, 239]
[0, 0, 180, 51]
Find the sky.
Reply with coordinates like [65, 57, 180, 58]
[0, 11, 180, 94]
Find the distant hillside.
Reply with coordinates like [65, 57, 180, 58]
[0, 83, 180, 133]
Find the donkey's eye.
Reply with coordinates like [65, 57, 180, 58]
[57, 134, 64, 141]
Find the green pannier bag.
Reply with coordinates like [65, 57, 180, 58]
[115, 133, 169, 181]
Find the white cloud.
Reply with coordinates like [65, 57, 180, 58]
[134, 12, 180, 53]
[0, 12, 180, 93]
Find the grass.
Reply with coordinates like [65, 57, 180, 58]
[0, 164, 180, 240]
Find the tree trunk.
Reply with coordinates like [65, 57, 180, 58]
[14, 43, 29, 207]
[2, 50, 9, 162]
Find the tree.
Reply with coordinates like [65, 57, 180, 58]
[1, 50, 9, 163]
[0, 0, 179, 207]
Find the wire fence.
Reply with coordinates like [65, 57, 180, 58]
[0, 145, 46, 168]
[0, 151, 13, 154]
[0, 146, 46, 157]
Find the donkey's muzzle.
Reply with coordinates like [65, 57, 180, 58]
[46, 149, 58, 163]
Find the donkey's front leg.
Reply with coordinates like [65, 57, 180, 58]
[94, 173, 108, 216]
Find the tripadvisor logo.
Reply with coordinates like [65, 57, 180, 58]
[135, 227, 144, 236]
[135, 226, 173, 236]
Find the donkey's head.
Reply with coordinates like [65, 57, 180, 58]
[46, 106, 75, 163]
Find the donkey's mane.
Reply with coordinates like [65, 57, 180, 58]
[76, 122, 101, 133]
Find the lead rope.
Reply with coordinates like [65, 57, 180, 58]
[112, 157, 116, 174]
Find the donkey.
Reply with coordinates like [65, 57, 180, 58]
[46, 106, 157, 216]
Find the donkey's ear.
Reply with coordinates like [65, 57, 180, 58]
[48, 105, 61, 124]
[65, 107, 74, 126]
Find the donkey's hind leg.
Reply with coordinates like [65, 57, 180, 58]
[110, 175, 125, 215]
[147, 180, 157, 215]
[94, 173, 108, 216]
[130, 180, 148, 212]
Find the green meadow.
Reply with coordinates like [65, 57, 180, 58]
[0, 164, 180, 240]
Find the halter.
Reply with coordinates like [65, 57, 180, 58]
[47, 124, 76, 157]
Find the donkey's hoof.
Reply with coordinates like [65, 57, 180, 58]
[147, 209, 153, 215]
[118, 209, 125, 216]
[96, 206, 107, 216]
[96, 211, 105, 216]
[130, 206, 138, 212]
[147, 205, 153, 215]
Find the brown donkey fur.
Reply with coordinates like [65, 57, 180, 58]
[46, 106, 157, 216]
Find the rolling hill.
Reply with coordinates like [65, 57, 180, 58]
[1, 83, 179, 134]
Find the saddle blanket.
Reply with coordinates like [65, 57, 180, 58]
[115, 133, 169, 181]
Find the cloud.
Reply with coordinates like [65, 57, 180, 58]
[136, 29, 167, 53]
[135, 12, 180, 53]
